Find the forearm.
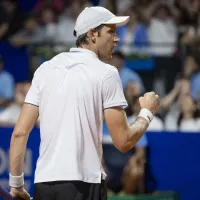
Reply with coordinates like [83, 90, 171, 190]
[9, 131, 29, 176]
[160, 88, 178, 110]
[124, 117, 149, 152]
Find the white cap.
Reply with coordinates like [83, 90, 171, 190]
[74, 6, 129, 38]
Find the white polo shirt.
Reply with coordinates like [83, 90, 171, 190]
[25, 48, 128, 184]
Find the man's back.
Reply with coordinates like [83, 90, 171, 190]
[8, 7, 159, 200]
[25, 48, 127, 183]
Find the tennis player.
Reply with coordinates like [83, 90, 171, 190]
[9, 6, 159, 200]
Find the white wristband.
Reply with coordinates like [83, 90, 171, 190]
[9, 173, 24, 188]
[138, 108, 153, 125]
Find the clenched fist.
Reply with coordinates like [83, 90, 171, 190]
[139, 92, 159, 115]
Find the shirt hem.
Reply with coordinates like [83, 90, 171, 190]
[24, 102, 39, 107]
[34, 173, 106, 184]
[104, 102, 128, 109]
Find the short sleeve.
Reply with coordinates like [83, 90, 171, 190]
[24, 69, 41, 106]
[102, 67, 128, 109]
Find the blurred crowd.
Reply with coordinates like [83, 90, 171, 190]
[1, 0, 200, 197]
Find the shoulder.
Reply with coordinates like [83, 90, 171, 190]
[102, 64, 119, 79]
[34, 61, 49, 75]
[34, 53, 65, 74]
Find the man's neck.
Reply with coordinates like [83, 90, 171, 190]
[79, 45, 98, 56]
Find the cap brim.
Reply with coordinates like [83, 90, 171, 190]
[103, 16, 129, 27]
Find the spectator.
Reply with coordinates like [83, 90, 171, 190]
[9, 14, 44, 47]
[116, 0, 133, 14]
[174, 0, 199, 28]
[34, 0, 64, 14]
[148, 3, 178, 95]
[99, 0, 118, 14]
[148, 3, 178, 55]
[39, 7, 58, 43]
[128, 96, 164, 131]
[180, 13, 200, 47]
[102, 121, 148, 194]
[125, 82, 142, 103]
[159, 79, 183, 119]
[164, 79, 191, 131]
[121, 143, 146, 195]
[0, 82, 31, 126]
[0, 56, 15, 112]
[182, 52, 200, 101]
[0, 0, 25, 41]
[133, 0, 157, 22]
[109, 51, 145, 92]
[177, 95, 200, 132]
[56, 0, 84, 45]
[124, 81, 142, 117]
[117, 6, 149, 54]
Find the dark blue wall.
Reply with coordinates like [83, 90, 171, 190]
[0, 128, 200, 200]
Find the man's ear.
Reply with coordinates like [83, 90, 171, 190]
[88, 29, 98, 43]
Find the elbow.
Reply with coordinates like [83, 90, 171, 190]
[114, 141, 132, 153]
[112, 130, 133, 153]
[12, 129, 28, 139]
[118, 144, 131, 153]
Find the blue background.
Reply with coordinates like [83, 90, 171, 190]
[0, 128, 200, 200]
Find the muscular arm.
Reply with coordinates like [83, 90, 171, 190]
[9, 103, 39, 176]
[104, 107, 148, 152]
[159, 87, 179, 111]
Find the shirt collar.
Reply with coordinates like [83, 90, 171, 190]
[70, 47, 98, 58]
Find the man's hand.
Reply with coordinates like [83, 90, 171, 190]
[139, 92, 159, 115]
[10, 187, 30, 200]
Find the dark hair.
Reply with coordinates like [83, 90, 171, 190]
[152, 4, 172, 18]
[177, 99, 200, 127]
[128, 5, 146, 24]
[39, 6, 58, 23]
[74, 24, 104, 47]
